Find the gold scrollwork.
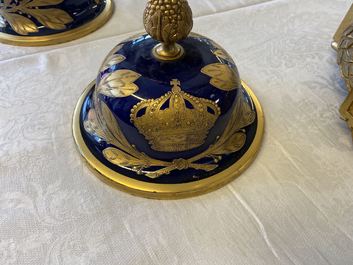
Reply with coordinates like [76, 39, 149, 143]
[130, 79, 221, 152]
[85, 86, 255, 179]
[97, 69, 141, 98]
[0, 0, 73, 35]
[201, 63, 240, 91]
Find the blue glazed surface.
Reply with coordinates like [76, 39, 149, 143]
[0, 0, 106, 36]
[81, 84, 258, 185]
[96, 33, 240, 160]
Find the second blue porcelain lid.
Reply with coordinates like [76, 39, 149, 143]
[0, 0, 113, 45]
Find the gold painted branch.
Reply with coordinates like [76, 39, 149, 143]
[84, 85, 255, 179]
[144, 0, 193, 61]
[0, 0, 73, 35]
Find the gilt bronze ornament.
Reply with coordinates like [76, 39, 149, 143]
[333, 5, 353, 139]
[332, 5, 353, 50]
[144, 0, 192, 61]
[0, 0, 113, 46]
[73, 0, 264, 199]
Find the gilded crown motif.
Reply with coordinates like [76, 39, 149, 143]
[130, 79, 221, 152]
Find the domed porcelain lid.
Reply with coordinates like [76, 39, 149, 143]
[0, 0, 113, 46]
[73, 0, 264, 199]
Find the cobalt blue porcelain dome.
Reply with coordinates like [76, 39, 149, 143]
[73, 0, 264, 199]
[0, 0, 113, 46]
[93, 33, 242, 162]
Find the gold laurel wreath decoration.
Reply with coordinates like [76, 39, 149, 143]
[85, 90, 255, 179]
[85, 47, 255, 179]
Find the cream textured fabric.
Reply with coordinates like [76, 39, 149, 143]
[1, 0, 353, 264]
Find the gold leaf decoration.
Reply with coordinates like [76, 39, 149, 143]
[108, 44, 124, 56]
[100, 101, 134, 151]
[0, 0, 73, 35]
[201, 63, 240, 91]
[0, 12, 38, 35]
[99, 44, 125, 72]
[213, 49, 233, 63]
[25, 8, 73, 30]
[209, 39, 235, 63]
[103, 148, 149, 168]
[98, 70, 141, 98]
[24, 0, 65, 7]
[0, 15, 5, 28]
[211, 132, 247, 155]
[222, 91, 256, 137]
[83, 109, 106, 139]
[100, 54, 126, 72]
[189, 91, 255, 163]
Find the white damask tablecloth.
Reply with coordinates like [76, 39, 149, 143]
[1, 0, 353, 264]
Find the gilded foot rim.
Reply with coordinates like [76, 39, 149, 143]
[72, 80, 265, 200]
[0, 0, 113, 46]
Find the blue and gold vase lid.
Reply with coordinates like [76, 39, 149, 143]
[73, 0, 264, 199]
[0, 0, 113, 46]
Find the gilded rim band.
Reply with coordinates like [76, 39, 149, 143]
[72, 80, 265, 200]
[0, 0, 113, 47]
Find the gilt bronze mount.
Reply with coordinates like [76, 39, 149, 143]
[333, 4, 353, 139]
[144, 0, 192, 61]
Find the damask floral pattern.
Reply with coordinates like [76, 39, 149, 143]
[0, 239, 16, 265]
[1, 0, 353, 264]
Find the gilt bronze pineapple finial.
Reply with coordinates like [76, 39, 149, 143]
[144, 0, 193, 61]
